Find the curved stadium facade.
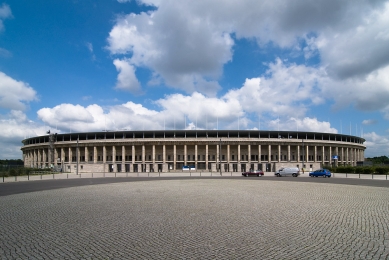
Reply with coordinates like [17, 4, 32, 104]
[21, 130, 366, 173]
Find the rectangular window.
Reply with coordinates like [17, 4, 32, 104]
[222, 155, 225, 160]
[232, 155, 235, 160]
[168, 155, 171, 160]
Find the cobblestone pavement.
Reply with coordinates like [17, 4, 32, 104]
[1, 179, 389, 259]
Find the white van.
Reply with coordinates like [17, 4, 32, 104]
[275, 167, 300, 177]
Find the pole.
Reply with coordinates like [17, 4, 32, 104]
[76, 138, 79, 175]
[219, 139, 222, 175]
[302, 139, 304, 173]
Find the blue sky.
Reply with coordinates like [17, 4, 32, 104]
[1, 0, 389, 159]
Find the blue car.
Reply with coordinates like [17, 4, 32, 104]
[309, 169, 331, 178]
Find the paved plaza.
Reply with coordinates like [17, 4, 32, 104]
[1, 179, 389, 259]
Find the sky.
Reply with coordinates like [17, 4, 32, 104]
[0, 0, 389, 159]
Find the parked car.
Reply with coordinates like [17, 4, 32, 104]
[274, 167, 300, 177]
[242, 170, 264, 177]
[309, 169, 331, 178]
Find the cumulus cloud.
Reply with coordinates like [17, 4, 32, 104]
[268, 117, 338, 133]
[0, 71, 38, 110]
[106, 0, 389, 114]
[362, 119, 378, 125]
[0, 110, 46, 159]
[224, 59, 326, 118]
[363, 132, 389, 157]
[113, 59, 142, 94]
[107, 3, 233, 94]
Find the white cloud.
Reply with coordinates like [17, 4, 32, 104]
[0, 111, 45, 159]
[363, 132, 389, 157]
[106, 0, 389, 113]
[0, 71, 38, 110]
[113, 59, 142, 94]
[107, 4, 233, 94]
[0, 3, 12, 32]
[362, 119, 378, 125]
[224, 59, 326, 118]
[268, 117, 338, 133]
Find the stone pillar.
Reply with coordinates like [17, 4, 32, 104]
[93, 146, 97, 163]
[206, 144, 208, 170]
[113, 146, 116, 165]
[238, 145, 241, 163]
[278, 145, 281, 162]
[248, 144, 251, 164]
[227, 144, 230, 164]
[184, 144, 187, 166]
[54, 148, 58, 166]
[305, 145, 309, 163]
[85, 147, 88, 163]
[122, 145, 125, 171]
[173, 145, 176, 170]
[268, 145, 271, 162]
[287, 145, 290, 162]
[163, 145, 166, 171]
[142, 145, 145, 171]
[69, 148, 72, 163]
[297, 145, 300, 163]
[329, 146, 332, 166]
[314, 146, 317, 162]
[195, 145, 198, 168]
[258, 145, 261, 162]
[103, 146, 106, 172]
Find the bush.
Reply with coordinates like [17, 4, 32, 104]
[363, 167, 374, 174]
[9, 168, 17, 176]
[354, 167, 365, 174]
[336, 166, 355, 173]
[375, 167, 389, 175]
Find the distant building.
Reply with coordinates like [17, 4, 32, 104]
[21, 130, 366, 173]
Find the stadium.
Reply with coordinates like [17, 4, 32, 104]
[21, 130, 366, 173]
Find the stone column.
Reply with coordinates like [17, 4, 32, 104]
[93, 146, 97, 163]
[297, 145, 300, 163]
[314, 146, 317, 162]
[258, 145, 261, 162]
[85, 147, 89, 163]
[248, 144, 251, 164]
[103, 146, 106, 172]
[184, 144, 187, 166]
[53, 148, 58, 166]
[195, 145, 198, 168]
[173, 145, 176, 170]
[268, 145, 271, 162]
[142, 145, 145, 171]
[278, 145, 281, 162]
[122, 145, 125, 171]
[286, 144, 290, 162]
[305, 145, 309, 163]
[206, 144, 208, 170]
[238, 145, 241, 163]
[113, 146, 116, 172]
[163, 144, 166, 172]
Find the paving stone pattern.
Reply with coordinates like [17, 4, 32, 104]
[1, 180, 389, 259]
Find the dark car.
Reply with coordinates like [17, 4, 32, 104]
[242, 170, 264, 177]
[309, 169, 331, 178]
